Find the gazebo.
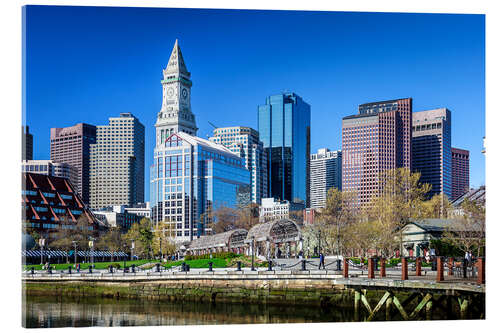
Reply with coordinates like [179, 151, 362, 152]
[186, 229, 248, 255]
[244, 219, 302, 259]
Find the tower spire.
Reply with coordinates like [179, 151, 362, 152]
[164, 39, 189, 76]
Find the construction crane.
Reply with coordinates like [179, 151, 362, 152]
[207, 121, 218, 130]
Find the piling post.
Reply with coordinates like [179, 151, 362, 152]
[380, 258, 386, 278]
[368, 258, 375, 279]
[460, 297, 469, 319]
[426, 299, 433, 320]
[416, 257, 422, 276]
[386, 295, 393, 321]
[354, 290, 360, 321]
[401, 257, 408, 280]
[436, 257, 444, 282]
[448, 257, 454, 276]
[477, 257, 485, 284]
[343, 258, 349, 278]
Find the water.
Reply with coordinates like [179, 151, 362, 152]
[23, 295, 358, 328]
[23, 294, 478, 328]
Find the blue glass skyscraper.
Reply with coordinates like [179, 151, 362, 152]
[258, 93, 311, 206]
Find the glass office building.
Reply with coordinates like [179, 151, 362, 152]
[150, 132, 250, 242]
[209, 126, 267, 204]
[258, 93, 311, 206]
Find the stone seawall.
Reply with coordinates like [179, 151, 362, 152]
[23, 279, 367, 307]
[23, 272, 484, 309]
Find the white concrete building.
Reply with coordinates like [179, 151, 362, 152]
[89, 113, 145, 210]
[259, 197, 304, 222]
[22, 160, 78, 190]
[124, 202, 151, 219]
[309, 148, 342, 209]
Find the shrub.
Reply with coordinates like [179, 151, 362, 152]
[184, 252, 240, 261]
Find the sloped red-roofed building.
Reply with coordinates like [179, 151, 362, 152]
[22, 172, 105, 238]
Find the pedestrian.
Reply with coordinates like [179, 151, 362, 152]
[465, 251, 472, 265]
[319, 252, 325, 269]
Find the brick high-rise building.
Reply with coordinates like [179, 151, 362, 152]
[50, 123, 97, 205]
[412, 108, 452, 199]
[451, 147, 470, 201]
[342, 98, 412, 206]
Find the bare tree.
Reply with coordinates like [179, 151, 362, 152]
[96, 227, 124, 262]
[318, 188, 357, 256]
[442, 198, 485, 257]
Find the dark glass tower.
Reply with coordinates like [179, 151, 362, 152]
[258, 93, 311, 206]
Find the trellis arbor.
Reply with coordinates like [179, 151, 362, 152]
[186, 229, 248, 255]
[244, 219, 302, 259]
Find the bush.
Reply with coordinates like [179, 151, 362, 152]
[108, 263, 121, 269]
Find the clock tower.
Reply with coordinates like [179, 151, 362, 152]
[155, 39, 198, 147]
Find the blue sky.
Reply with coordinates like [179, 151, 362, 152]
[24, 6, 485, 201]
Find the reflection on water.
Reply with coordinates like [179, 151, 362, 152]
[23, 293, 472, 328]
[23, 295, 356, 328]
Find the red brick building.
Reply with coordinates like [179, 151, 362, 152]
[451, 147, 470, 201]
[342, 98, 412, 207]
[22, 172, 102, 238]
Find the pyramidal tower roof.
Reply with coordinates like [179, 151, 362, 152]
[164, 39, 190, 76]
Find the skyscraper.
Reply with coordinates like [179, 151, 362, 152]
[309, 148, 342, 209]
[209, 126, 267, 204]
[412, 108, 452, 199]
[22, 126, 33, 160]
[150, 132, 250, 242]
[155, 39, 198, 144]
[258, 93, 311, 206]
[50, 123, 97, 205]
[451, 147, 470, 201]
[342, 98, 412, 206]
[89, 113, 145, 210]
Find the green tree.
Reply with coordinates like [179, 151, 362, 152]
[421, 193, 452, 219]
[123, 218, 154, 259]
[376, 168, 431, 254]
[152, 221, 177, 259]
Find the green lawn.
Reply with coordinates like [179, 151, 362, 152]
[23, 259, 160, 271]
[163, 258, 229, 269]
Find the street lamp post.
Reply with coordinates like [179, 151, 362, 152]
[89, 238, 94, 268]
[318, 230, 322, 256]
[72, 241, 77, 266]
[123, 243, 127, 274]
[131, 240, 135, 262]
[39, 237, 45, 265]
[251, 236, 256, 271]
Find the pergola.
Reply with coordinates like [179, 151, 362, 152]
[186, 229, 248, 255]
[244, 219, 302, 259]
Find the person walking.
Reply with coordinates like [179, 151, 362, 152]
[319, 252, 325, 269]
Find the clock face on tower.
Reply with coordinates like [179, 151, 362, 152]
[167, 87, 174, 97]
[181, 88, 188, 100]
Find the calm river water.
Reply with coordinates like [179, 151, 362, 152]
[23, 294, 466, 328]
